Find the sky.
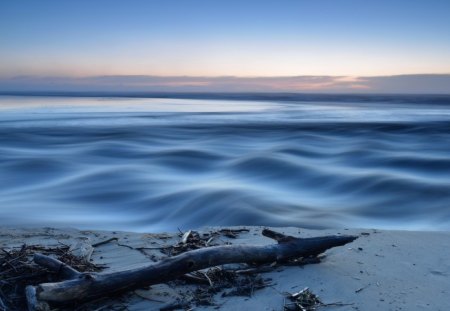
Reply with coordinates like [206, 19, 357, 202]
[1, 0, 450, 93]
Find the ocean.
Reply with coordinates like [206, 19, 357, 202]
[0, 94, 449, 232]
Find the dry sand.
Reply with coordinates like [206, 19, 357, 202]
[1, 226, 449, 311]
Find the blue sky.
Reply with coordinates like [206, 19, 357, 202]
[0, 0, 449, 92]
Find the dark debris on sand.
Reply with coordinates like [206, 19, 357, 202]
[0, 244, 104, 311]
[162, 228, 250, 256]
[284, 287, 323, 311]
[283, 287, 353, 311]
[172, 266, 272, 308]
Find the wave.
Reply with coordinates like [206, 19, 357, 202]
[0, 95, 450, 231]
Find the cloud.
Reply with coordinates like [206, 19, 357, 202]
[0, 74, 449, 94]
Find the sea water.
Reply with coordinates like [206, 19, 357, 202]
[0, 94, 449, 231]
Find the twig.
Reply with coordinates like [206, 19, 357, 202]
[234, 263, 277, 274]
[0, 295, 7, 311]
[202, 271, 214, 287]
[355, 284, 370, 293]
[181, 230, 192, 244]
[180, 273, 210, 285]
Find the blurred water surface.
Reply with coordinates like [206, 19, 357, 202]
[1, 95, 449, 231]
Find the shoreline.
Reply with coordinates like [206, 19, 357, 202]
[1, 226, 449, 310]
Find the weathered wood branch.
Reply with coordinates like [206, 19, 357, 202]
[33, 253, 81, 279]
[26, 229, 357, 310]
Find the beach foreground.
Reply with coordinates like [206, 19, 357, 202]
[1, 226, 449, 310]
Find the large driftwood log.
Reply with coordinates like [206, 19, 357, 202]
[26, 229, 357, 310]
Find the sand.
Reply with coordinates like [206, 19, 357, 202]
[1, 226, 449, 311]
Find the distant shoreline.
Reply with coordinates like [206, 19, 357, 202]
[1, 91, 450, 104]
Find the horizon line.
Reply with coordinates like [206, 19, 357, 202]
[3, 73, 450, 79]
[1, 74, 449, 94]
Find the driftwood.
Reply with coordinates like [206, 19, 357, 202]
[25, 229, 357, 310]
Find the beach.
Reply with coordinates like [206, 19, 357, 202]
[1, 226, 449, 310]
[2, 95, 449, 310]
[2, 0, 450, 310]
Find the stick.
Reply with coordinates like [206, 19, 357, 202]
[33, 253, 80, 279]
[26, 229, 357, 310]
